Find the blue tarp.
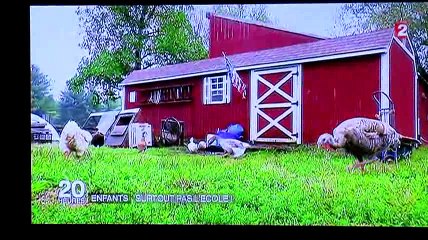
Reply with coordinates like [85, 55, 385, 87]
[216, 123, 244, 140]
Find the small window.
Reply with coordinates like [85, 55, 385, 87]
[203, 75, 230, 104]
[82, 116, 101, 130]
[129, 91, 136, 103]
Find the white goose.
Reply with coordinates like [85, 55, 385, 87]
[187, 137, 198, 153]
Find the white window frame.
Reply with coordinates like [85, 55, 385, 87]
[203, 75, 231, 104]
[129, 91, 136, 103]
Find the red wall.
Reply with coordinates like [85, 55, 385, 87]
[302, 55, 381, 144]
[125, 72, 251, 141]
[418, 81, 428, 143]
[390, 40, 416, 138]
[126, 55, 383, 144]
[209, 15, 322, 58]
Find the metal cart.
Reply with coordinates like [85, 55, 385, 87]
[372, 91, 421, 163]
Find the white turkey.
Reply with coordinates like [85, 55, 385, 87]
[60, 121, 93, 158]
[207, 135, 251, 158]
[187, 137, 198, 153]
[317, 117, 401, 172]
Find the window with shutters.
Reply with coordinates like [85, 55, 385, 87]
[203, 75, 230, 104]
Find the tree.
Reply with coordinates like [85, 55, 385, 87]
[335, 3, 428, 84]
[56, 83, 122, 127]
[31, 64, 58, 118]
[212, 4, 272, 23]
[70, 5, 207, 104]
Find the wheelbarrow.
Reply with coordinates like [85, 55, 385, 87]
[372, 91, 421, 163]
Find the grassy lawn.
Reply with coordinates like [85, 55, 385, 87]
[31, 144, 428, 225]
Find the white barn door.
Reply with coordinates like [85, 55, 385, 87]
[250, 66, 302, 143]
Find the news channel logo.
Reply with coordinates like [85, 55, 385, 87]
[57, 180, 88, 205]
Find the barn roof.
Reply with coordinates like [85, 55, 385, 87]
[121, 28, 393, 86]
[207, 12, 328, 40]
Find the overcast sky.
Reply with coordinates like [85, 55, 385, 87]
[30, 4, 344, 100]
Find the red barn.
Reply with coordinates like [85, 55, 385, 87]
[120, 13, 427, 145]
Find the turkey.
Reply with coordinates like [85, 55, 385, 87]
[91, 128, 105, 147]
[137, 139, 147, 152]
[317, 117, 401, 172]
[137, 132, 148, 153]
[60, 121, 93, 158]
[207, 135, 251, 158]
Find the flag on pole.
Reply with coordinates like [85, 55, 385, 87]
[223, 52, 247, 99]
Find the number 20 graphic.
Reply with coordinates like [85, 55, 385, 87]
[58, 180, 87, 198]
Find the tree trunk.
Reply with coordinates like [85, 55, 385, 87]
[134, 49, 142, 70]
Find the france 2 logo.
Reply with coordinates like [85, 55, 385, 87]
[394, 20, 408, 40]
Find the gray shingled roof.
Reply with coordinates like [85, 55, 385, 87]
[121, 28, 393, 86]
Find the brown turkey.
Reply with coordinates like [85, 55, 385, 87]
[317, 117, 401, 172]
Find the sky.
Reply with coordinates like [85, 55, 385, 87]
[30, 4, 344, 100]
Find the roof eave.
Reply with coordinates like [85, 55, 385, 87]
[120, 47, 387, 86]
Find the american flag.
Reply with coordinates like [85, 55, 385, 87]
[223, 52, 247, 99]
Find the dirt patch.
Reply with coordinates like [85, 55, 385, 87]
[36, 188, 90, 207]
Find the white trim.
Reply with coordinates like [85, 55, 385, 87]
[250, 71, 258, 142]
[203, 75, 230, 105]
[392, 36, 415, 60]
[208, 12, 327, 40]
[120, 108, 140, 114]
[238, 49, 386, 72]
[414, 53, 418, 138]
[256, 74, 294, 104]
[121, 87, 125, 110]
[121, 69, 228, 86]
[257, 103, 293, 108]
[120, 48, 387, 86]
[254, 138, 296, 143]
[129, 91, 136, 103]
[256, 108, 294, 139]
[387, 34, 394, 51]
[408, 38, 416, 57]
[380, 52, 390, 125]
[254, 67, 298, 76]
[296, 64, 302, 144]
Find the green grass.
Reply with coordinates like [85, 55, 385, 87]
[31, 144, 428, 225]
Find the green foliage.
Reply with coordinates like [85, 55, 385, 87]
[57, 88, 95, 126]
[212, 4, 272, 23]
[154, 10, 208, 64]
[31, 145, 428, 225]
[31, 64, 58, 117]
[72, 6, 208, 104]
[56, 87, 121, 126]
[69, 48, 135, 104]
